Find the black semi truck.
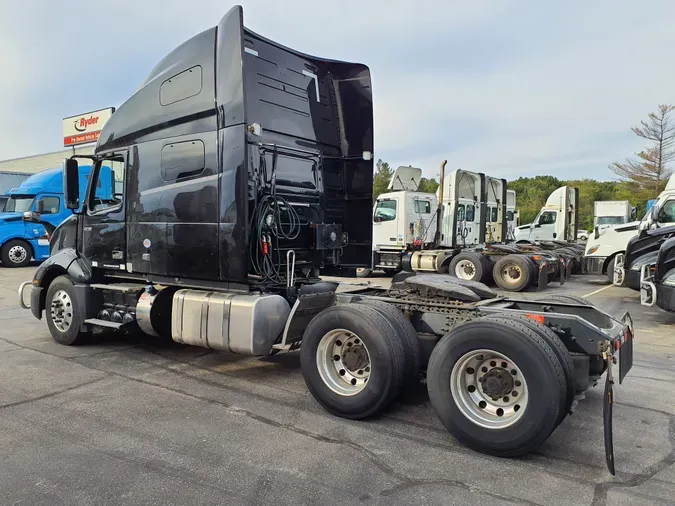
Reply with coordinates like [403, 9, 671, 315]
[18, 6, 633, 474]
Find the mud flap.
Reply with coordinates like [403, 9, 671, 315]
[565, 258, 574, 279]
[603, 362, 615, 476]
[536, 262, 549, 291]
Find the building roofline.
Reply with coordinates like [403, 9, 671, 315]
[0, 145, 95, 165]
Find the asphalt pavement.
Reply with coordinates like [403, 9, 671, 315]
[0, 266, 673, 505]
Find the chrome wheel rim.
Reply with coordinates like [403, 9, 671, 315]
[450, 349, 529, 429]
[8, 245, 27, 264]
[50, 289, 74, 333]
[316, 329, 371, 396]
[455, 260, 476, 280]
[501, 264, 522, 285]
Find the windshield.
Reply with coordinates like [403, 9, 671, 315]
[596, 216, 626, 225]
[5, 196, 34, 213]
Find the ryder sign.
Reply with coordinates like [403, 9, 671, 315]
[63, 108, 115, 147]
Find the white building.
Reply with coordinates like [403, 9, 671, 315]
[0, 146, 95, 174]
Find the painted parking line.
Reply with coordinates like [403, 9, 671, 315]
[583, 284, 616, 298]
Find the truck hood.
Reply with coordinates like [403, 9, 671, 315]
[0, 211, 25, 223]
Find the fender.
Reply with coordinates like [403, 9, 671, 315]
[655, 237, 675, 283]
[30, 248, 93, 318]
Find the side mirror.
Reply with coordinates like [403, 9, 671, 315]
[630, 207, 637, 219]
[594, 226, 599, 240]
[37, 199, 44, 214]
[64, 158, 80, 210]
[22, 211, 38, 222]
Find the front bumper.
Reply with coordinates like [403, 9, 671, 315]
[18, 281, 42, 319]
[583, 255, 607, 274]
[655, 284, 675, 312]
[626, 269, 640, 291]
[643, 280, 675, 312]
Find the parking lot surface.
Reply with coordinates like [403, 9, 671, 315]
[1, 266, 674, 505]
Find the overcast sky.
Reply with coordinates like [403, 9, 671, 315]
[2, 0, 675, 180]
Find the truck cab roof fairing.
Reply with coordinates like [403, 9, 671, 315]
[93, 6, 374, 279]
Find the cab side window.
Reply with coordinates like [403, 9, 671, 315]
[89, 156, 126, 213]
[457, 204, 465, 221]
[374, 199, 396, 222]
[465, 204, 475, 222]
[39, 196, 60, 215]
[658, 199, 675, 223]
[414, 199, 431, 214]
[538, 211, 557, 225]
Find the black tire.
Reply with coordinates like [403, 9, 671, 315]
[427, 319, 566, 457]
[1, 239, 32, 267]
[300, 304, 406, 419]
[540, 294, 593, 307]
[479, 255, 493, 283]
[449, 252, 485, 282]
[480, 314, 575, 426]
[492, 255, 533, 292]
[45, 275, 90, 345]
[356, 268, 372, 278]
[355, 299, 420, 382]
[605, 257, 616, 285]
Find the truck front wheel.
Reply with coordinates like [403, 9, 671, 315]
[427, 319, 566, 457]
[1, 239, 32, 268]
[45, 276, 90, 345]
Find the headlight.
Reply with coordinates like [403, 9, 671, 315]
[587, 246, 599, 255]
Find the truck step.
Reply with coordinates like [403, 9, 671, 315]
[83, 318, 124, 329]
[90, 283, 145, 294]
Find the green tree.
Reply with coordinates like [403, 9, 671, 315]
[372, 159, 393, 202]
[418, 177, 439, 194]
[610, 104, 675, 196]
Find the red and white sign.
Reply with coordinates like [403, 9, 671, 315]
[62, 107, 115, 147]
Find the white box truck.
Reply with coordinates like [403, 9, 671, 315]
[594, 200, 635, 232]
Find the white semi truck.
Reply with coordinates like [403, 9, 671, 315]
[584, 174, 675, 284]
[363, 164, 575, 291]
[513, 186, 580, 243]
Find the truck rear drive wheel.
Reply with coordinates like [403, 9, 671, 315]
[45, 276, 90, 345]
[354, 299, 420, 382]
[426, 319, 566, 457]
[479, 315, 575, 426]
[449, 252, 485, 282]
[492, 255, 532, 292]
[300, 304, 407, 419]
[1, 239, 32, 268]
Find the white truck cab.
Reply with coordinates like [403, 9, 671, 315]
[437, 168, 483, 247]
[585, 174, 675, 282]
[370, 166, 437, 272]
[513, 186, 579, 243]
[486, 176, 507, 243]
